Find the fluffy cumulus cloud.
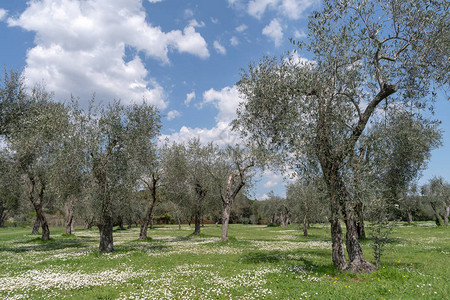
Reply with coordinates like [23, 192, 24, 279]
[0, 9, 7, 21]
[262, 19, 283, 47]
[162, 85, 244, 146]
[247, 0, 317, 20]
[167, 110, 181, 120]
[201, 85, 241, 123]
[262, 170, 283, 188]
[7, 0, 209, 108]
[160, 121, 241, 146]
[213, 41, 227, 55]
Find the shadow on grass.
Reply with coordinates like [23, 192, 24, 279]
[0, 236, 95, 253]
[239, 248, 340, 276]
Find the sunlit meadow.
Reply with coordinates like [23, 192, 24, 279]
[0, 223, 449, 299]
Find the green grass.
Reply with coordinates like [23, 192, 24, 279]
[0, 222, 448, 299]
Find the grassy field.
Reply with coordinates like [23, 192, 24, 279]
[0, 222, 449, 299]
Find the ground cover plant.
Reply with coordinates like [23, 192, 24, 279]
[0, 223, 449, 299]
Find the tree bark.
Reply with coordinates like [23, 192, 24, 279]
[0, 201, 6, 227]
[32, 216, 40, 234]
[320, 156, 375, 272]
[407, 210, 413, 225]
[177, 216, 181, 230]
[98, 213, 114, 252]
[444, 206, 449, 226]
[355, 200, 366, 239]
[28, 176, 50, 240]
[64, 196, 74, 235]
[193, 213, 201, 235]
[139, 176, 158, 240]
[221, 201, 232, 241]
[93, 156, 114, 252]
[303, 215, 309, 236]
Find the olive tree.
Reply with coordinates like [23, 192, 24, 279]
[234, 0, 448, 272]
[286, 176, 328, 236]
[208, 145, 254, 241]
[8, 87, 70, 240]
[86, 101, 160, 252]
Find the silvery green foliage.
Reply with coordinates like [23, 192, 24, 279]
[235, 0, 448, 170]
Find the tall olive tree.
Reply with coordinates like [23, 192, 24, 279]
[86, 101, 160, 252]
[234, 0, 448, 272]
[7, 86, 70, 240]
[208, 145, 254, 241]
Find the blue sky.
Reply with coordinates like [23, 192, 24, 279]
[0, 0, 448, 198]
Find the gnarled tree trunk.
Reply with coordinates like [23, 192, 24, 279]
[407, 210, 413, 225]
[32, 216, 40, 234]
[221, 200, 232, 241]
[139, 174, 158, 240]
[64, 196, 74, 235]
[28, 175, 50, 240]
[355, 200, 366, 239]
[303, 215, 309, 237]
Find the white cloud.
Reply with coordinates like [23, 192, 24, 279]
[162, 85, 245, 146]
[248, 0, 277, 19]
[184, 91, 195, 106]
[7, 0, 209, 108]
[167, 26, 210, 59]
[230, 36, 239, 46]
[262, 170, 283, 188]
[247, 0, 317, 20]
[160, 121, 241, 146]
[184, 9, 194, 18]
[167, 110, 181, 120]
[148, 0, 163, 3]
[262, 19, 283, 47]
[293, 29, 306, 39]
[188, 19, 205, 28]
[236, 24, 248, 32]
[213, 41, 227, 55]
[0, 9, 7, 21]
[202, 85, 242, 123]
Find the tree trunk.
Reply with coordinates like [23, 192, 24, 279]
[32, 216, 40, 234]
[320, 148, 375, 272]
[444, 206, 449, 226]
[407, 210, 413, 225]
[355, 200, 366, 239]
[98, 213, 114, 252]
[177, 217, 181, 230]
[93, 158, 114, 252]
[303, 215, 309, 237]
[221, 200, 232, 241]
[139, 189, 156, 240]
[28, 176, 50, 240]
[64, 197, 74, 235]
[343, 200, 375, 272]
[86, 216, 94, 229]
[280, 210, 286, 227]
[193, 213, 201, 235]
[118, 216, 124, 230]
[0, 201, 6, 227]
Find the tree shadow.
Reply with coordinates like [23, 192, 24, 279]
[0, 236, 94, 253]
